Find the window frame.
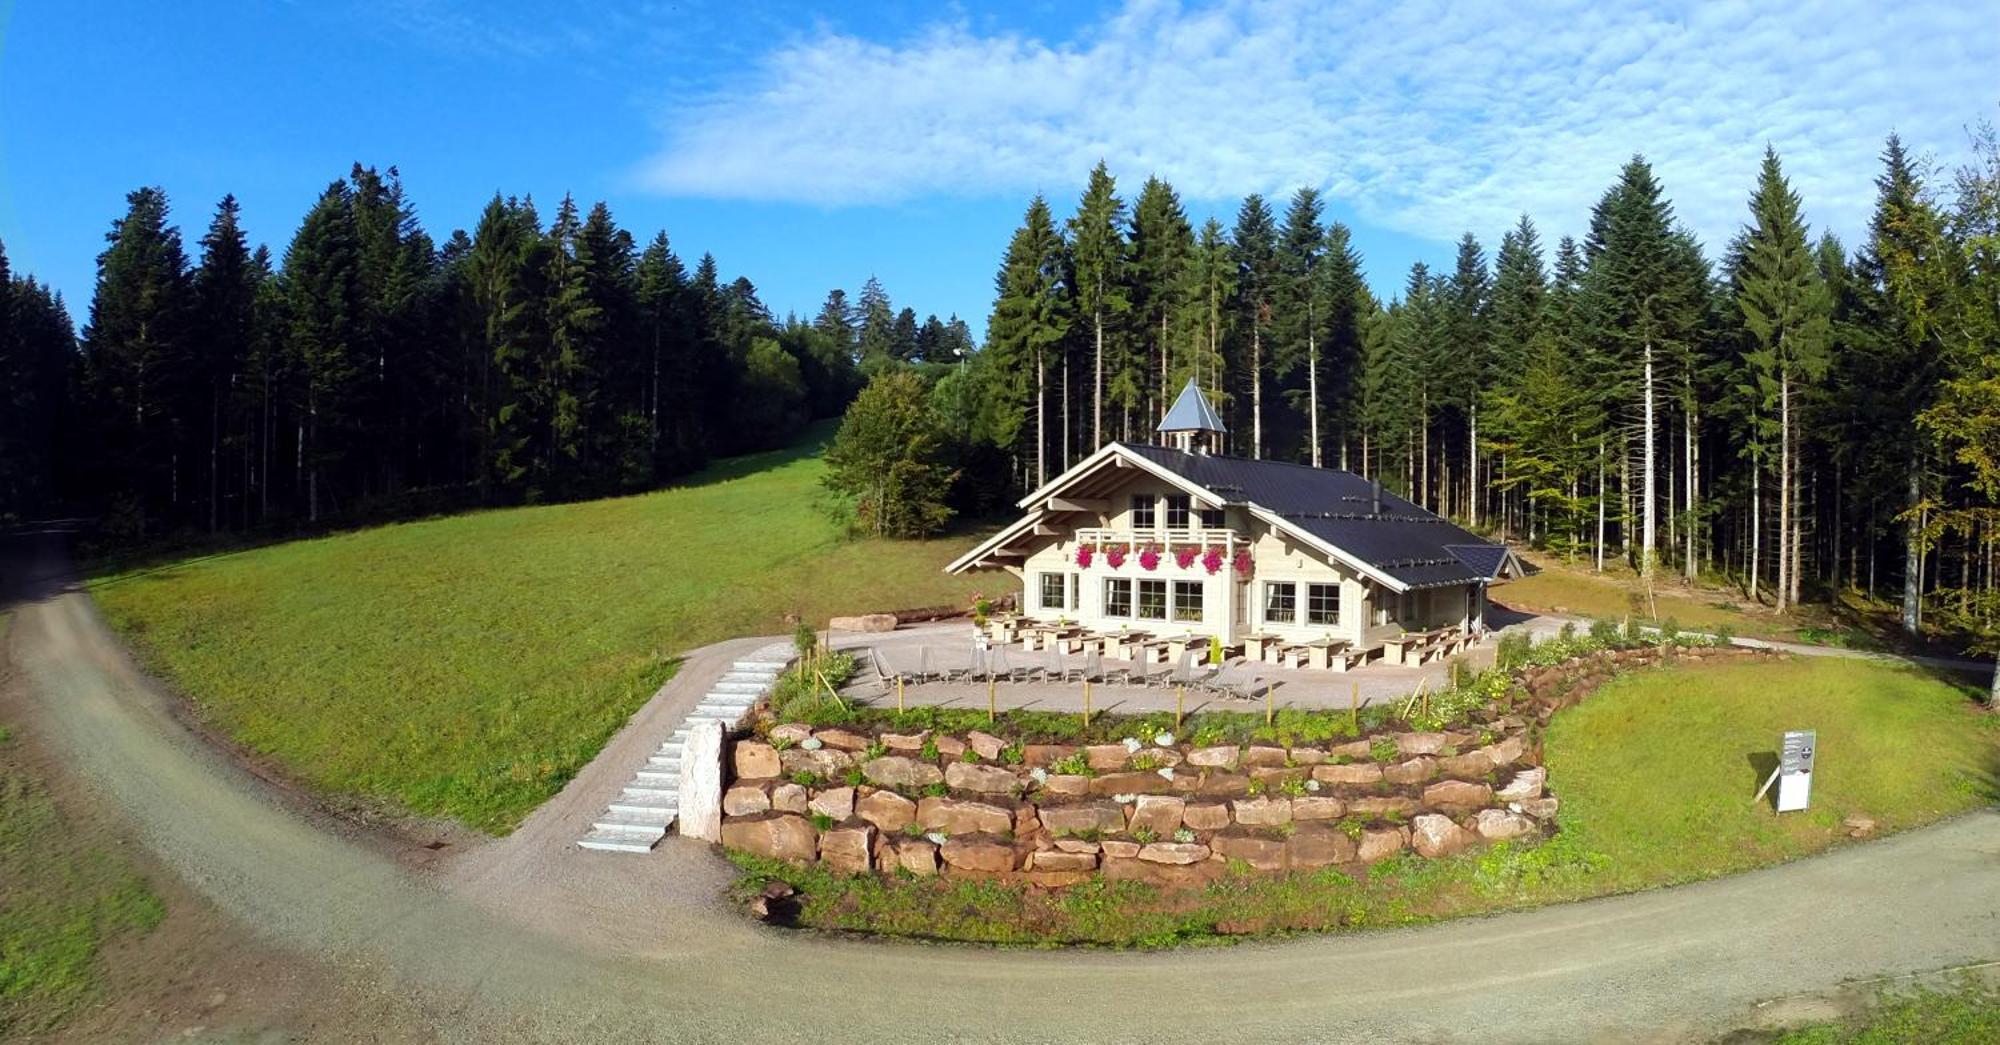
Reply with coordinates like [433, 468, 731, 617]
[1165, 494, 1192, 530]
[1262, 581, 1297, 625]
[1130, 494, 1157, 530]
[1172, 580, 1204, 623]
[1306, 582, 1341, 626]
[1198, 506, 1225, 529]
[1102, 577, 1133, 618]
[1136, 578, 1168, 621]
[1039, 572, 1068, 612]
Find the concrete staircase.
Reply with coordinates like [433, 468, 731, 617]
[576, 642, 793, 853]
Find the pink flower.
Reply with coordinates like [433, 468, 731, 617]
[1075, 546, 1094, 568]
[1139, 544, 1162, 571]
[1105, 544, 1127, 569]
[1201, 547, 1225, 575]
[1231, 550, 1252, 574]
[1174, 545, 1199, 569]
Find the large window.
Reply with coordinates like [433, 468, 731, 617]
[1039, 573, 1068, 612]
[1307, 582, 1341, 625]
[1172, 581, 1204, 623]
[1165, 494, 1191, 529]
[1263, 581, 1297, 625]
[1137, 579, 1168, 620]
[1199, 507, 1225, 529]
[1130, 494, 1156, 529]
[1103, 578, 1132, 618]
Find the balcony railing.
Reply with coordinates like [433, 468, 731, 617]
[1072, 526, 1243, 554]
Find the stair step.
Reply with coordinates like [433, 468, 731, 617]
[713, 679, 771, 693]
[700, 694, 758, 706]
[577, 827, 663, 853]
[593, 808, 674, 832]
[646, 752, 683, 767]
[608, 793, 680, 816]
[622, 783, 677, 800]
[733, 660, 789, 673]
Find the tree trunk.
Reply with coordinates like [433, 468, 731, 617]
[1035, 347, 1047, 488]
[1093, 307, 1103, 451]
[1595, 440, 1606, 572]
[1641, 338, 1656, 577]
[1308, 332, 1321, 468]
[1466, 404, 1478, 529]
[1902, 452, 1921, 634]
[1061, 351, 1071, 470]
[1750, 453, 1762, 605]
[1251, 324, 1263, 459]
[1778, 369, 1792, 612]
[1685, 406, 1698, 583]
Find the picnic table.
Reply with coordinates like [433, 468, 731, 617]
[1095, 629, 1152, 661]
[1301, 636, 1346, 670]
[1240, 632, 1280, 662]
[1022, 622, 1081, 652]
[985, 614, 1023, 645]
[1160, 632, 1211, 665]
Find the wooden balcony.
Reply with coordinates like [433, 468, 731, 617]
[1072, 526, 1244, 554]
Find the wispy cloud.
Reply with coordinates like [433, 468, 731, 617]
[636, 0, 1999, 248]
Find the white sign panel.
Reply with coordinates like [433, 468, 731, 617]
[1777, 729, 1815, 813]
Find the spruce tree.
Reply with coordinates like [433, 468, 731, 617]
[1231, 195, 1279, 457]
[192, 195, 259, 532]
[1066, 161, 1128, 449]
[1276, 187, 1326, 464]
[984, 195, 1071, 486]
[1446, 232, 1491, 522]
[1126, 177, 1194, 435]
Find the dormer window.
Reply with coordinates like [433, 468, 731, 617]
[1130, 494, 1156, 529]
[1165, 495, 1191, 529]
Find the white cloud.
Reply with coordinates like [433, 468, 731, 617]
[636, 0, 1998, 250]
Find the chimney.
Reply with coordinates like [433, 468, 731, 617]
[1371, 478, 1383, 515]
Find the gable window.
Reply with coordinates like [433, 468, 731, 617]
[1103, 578, 1132, 617]
[1263, 581, 1297, 625]
[1165, 494, 1191, 529]
[1307, 582, 1341, 625]
[1130, 494, 1156, 529]
[1198, 507, 1225, 529]
[1039, 572, 1068, 612]
[1136, 579, 1168, 620]
[1172, 581, 1204, 622]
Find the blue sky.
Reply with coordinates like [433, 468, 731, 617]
[3, 1, 1995, 338]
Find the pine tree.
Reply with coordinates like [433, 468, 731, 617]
[1067, 161, 1128, 450]
[192, 195, 259, 532]
[636, 231, 694, 473]
[1126, 177, 1194, 436]
[814, 289, 856, 355]
[984, 195, 1071, 486]
[1232, 195, 1279, 457]
[1445, 232, 1491, 522]
[855, 275, 896, 372]
[467, 194, 550, 498]
[282, 181, 367, 520]
[1276, 187, 1326, 464]
[1184, 219, 1234, 415]
[1319, 223, 1369, 469]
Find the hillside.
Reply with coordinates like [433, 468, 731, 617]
[88, 431, 988, 834]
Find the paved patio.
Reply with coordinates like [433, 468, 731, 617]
[826, 620, 1512, 716]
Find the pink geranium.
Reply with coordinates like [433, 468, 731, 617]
[1139, 544, 1162, 571]
[1105, 544, 1127, 569]
[1201, 547, 1225, 575]
[1075, 545, 1094, 568]
[1231, 549, 1253, 574]
[1174, 545, 1199, 569]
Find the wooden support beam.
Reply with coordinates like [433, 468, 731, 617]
[1047, 496, 1108, 512]
[1033, 524, 1061, 536]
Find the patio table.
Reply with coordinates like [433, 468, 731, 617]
[1239, 632, 1279, 662]
[1163, 632, 1212, 664]
[1303, 636, 1345, 671]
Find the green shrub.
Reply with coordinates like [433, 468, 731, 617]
[1368, 737, 1399, 763]
[1049, 752, 1092, 776]
[1588, 617, 1622, 646]
[810, 812, 836, 831]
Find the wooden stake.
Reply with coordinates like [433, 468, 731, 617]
[1350, 681, 1359, 730]
[896, 674, 905, 713]
[988, 674, 997, 723]
[1265, 685, 1274, 727]
[1083, 679, 1092, 728]
[1176, 684, 1185, 730]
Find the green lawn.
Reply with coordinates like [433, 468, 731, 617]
[1495, 553, 1854, 643]
[0, 722, 165, 1035]
[89, 431, 988, 834]
[743, 655, 1997, 947]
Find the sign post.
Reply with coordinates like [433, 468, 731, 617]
[1776, 729, 1815, 812]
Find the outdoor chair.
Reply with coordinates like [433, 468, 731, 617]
[1168, 649, 1218, 692]
[912, 646, 936, 684]
[869, 647, 899, 688]
[1080, 649, 1105, 685]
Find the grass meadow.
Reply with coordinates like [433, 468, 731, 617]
[88, 432, 987, 834]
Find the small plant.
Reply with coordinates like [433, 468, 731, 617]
[1274, 822, 1297, 839]
[1657, 617, 1681, 645]
[1131, 827, 1158, 844]
[901, 821, 926, 837]
[960, 747, 980, 764]
[791, 770, 822, 788]
[1245, 778, 1267, 796]
[921, 781, 949, 798]
[1438, 745, 1459, 758]
[843, 767, 866, 787]
[1369, 737, 1399, 763]
[1477, 729, 1497, 747]
[1711, 624, 1734, 647]
[919, 736, 940, 761]
[1589, 617, 1622, 646]
[1130, 752, 1163, 771]
[1000, 744, 1026, 766]
[1279, 777, 1308, 796]
[809, 813, 836, 831]
[1050, 752, 1092, 776]
[769, 734, 797, 751]
[1173, 828, 1196, 843]
[863, 740, 888, 761]
[1336, 817, 1364, 840]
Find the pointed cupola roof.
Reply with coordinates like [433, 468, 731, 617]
[1156, 378, 1228, 436]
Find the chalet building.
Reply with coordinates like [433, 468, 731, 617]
[947, 381, 1516, 657]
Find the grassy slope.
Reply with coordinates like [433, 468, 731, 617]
[749, 656, 1996, 947]
[89, 432, 987, 834]
[0, 721, 165, 1035]
[1494, 553, 1853, 642]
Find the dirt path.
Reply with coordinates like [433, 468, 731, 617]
[8, 528, 2000, 1043]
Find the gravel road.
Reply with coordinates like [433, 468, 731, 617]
[7, 528, 1997, 1044]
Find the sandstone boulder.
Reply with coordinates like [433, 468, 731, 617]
[1084, 744, 1130, 771]
[1053, 837, 1101, 854]
[1383, 757, 1437, 785]
[1100, 839, 1141, 859]
[1242, 745, 1290, 767]
[1422, 780, 1494, 811]
[808, 786, 856, 821]
[1040, 802, 1127, 836]
[946, 761, 1023, 794]
[720, 814, 816, 864]
[880, 731, 928, 753]
[1231, 796, 1293, 827]
[1138, 842, 1210, 865]
[769, 782, 810, 814]
[1357, 826, 1408, 863]
[780, 747, 853, 778]
[819, 824, 874, 873]
[723, 784, 771, 816]
[1328, 739, 1374, 760]
[1102, 855, 1224, 889]
[1129, 795, 1186, 837]
[1347, 795, 1418, 818]
[733, 741, 781, 780]
[812, 728, 871, 753]
[1185, 745, 1241, 770]
[1013, 805, 1040, 837]
[1411, 814, 1474, 858]
[1287, 747, 1328, 765]
[1515, 796, 1559, 821]
[891, 838, 938, 876]
[1043, 774, 1092, 796]
[1088, 770, 1172, 796]
[856, 789, 916, 831]
[1195, 773, 1253, 797]
[940, 835, 1016, 873]
[827, 613, 897, 632]
[861, 755, 943, 789]
[1287, 823, 1358, 868]
[769, 723, 813, 745]
[1290, 796, 1345, 821]
[917, 796, 1012, 835]
[1313, 762, 1384, 786]
[933, 735, 966, 759]
[1250, 766, 1310, 787]
[1033, 850, 1099, 872]
[1211, 832, 1286, 871]
[1494, 767, 1546, 803]
[1182, 802, 1232, 831]
[1436, 751, 1497, 779]
[1396, 732, 1448, 757]
[1480, 735, 1526, 767]
[967, 730, 1008, 761]
[1472, 808, 1538, 841]
[1022, 744, 1076, 767]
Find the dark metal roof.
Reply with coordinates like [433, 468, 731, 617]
[1120, 443, 1503, 589]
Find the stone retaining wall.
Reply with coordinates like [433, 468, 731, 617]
[718, 643, 1766, 886]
